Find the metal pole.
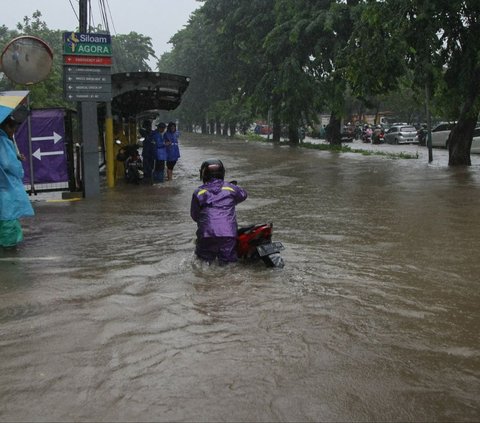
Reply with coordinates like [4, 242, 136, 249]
[79, 0, 87, 31]
[105, 102, 115, 187]
[78, 0, 100, 196]
[26, 95, 36, 194]
[425, 82, 433, 163]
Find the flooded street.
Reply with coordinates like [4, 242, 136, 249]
[1, 134, 479, 421]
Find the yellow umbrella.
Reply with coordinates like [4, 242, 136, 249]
[0, 90, 29, 124]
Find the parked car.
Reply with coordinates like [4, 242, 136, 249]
[431, 122, 456, 148]
[254, 124, 272, 135]
[384, 125, 418, 144]
[471, 127, 480, 154]
[430, 123, 480, 152]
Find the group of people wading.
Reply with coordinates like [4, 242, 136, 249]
[140, 120, 180, 184]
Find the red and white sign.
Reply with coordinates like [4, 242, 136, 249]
[63, 55, 112, 66]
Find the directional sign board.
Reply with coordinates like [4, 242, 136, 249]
[65, 73, 111, 84]
[15, 109, 68, 185]
[64, 55, 112, 66]
[64, 65, 111, 76]
[62, 32, 112, 102]
[65, 91, 112, 102]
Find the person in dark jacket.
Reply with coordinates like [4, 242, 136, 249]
[164, 121, 180, 181]
[140, 119, 155, 181]
[190, 159, 247, 264]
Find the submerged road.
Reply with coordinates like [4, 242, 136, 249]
[1, 134, 479, 421]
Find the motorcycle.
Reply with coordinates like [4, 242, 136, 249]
[116, 141, 144, 184]
[237, 222, 285, 268]
[362, 130, 372, 143]
[372, 131, 385, 144]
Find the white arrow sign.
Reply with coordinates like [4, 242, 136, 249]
[32, 132, 62, 144]
[33, 148, 64, 161]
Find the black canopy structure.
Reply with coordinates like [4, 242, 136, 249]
[111, 71, 190, 118]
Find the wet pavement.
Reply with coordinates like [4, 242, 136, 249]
[1, 133, 479, 421]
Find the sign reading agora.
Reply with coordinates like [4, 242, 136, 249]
[63, 32, 112, 56]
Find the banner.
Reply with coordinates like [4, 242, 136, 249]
[16, 108, 68, 185]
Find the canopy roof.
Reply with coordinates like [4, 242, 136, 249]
[111, 72, 190, 118]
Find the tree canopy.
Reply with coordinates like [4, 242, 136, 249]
[2, 3, 480, 165]
[156, 0, 480, 165]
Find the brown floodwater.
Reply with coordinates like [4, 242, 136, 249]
[1, 134, 479, 421]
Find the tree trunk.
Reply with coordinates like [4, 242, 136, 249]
[448, 117, 476, 166]
[327, 112, 342, 145]
[288, 124, 299, 144]
[448, 66, 480, 166]
[209, 119, 215, 135]
[229, 122, 236, 137]
[215, 119, 222, 136]
[222, 122, 229, 136]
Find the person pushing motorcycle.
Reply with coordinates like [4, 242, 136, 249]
[190, 159, 247, 264]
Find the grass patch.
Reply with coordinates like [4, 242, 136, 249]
[192, 132, 419, 160]
[239, 133, 418, 160]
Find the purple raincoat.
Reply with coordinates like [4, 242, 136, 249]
[190, 178, 247, 238]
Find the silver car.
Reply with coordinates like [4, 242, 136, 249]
[384, 125, 418, 144]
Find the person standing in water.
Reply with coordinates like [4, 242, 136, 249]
[164, 121, 180, 181]
[0, 114, 34, 249]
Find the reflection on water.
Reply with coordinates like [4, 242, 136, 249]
[1, 136, 479, 421]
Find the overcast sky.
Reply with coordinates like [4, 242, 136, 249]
[2, 0, 202, 67]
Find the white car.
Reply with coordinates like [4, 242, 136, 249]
[471, 127, 480, 154]
[431, 122, 456, 148]
[430, 123, 480, 153]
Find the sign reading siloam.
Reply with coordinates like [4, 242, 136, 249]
[63, 32, 112, 56]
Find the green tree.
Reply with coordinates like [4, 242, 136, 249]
[348, 0, 480, 165]
[111, 32, 155, 73]
[158, 7, 219, 132]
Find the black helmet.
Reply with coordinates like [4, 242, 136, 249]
[200, 159, 225, 182]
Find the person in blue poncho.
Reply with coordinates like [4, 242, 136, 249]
[163, 121, 180, 181]
[0, 114, 34, 249]
[152, 122, 167, 183]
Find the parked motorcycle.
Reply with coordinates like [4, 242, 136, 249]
[372, 129, 385, 144]
[116, 141, 144, 184]
[362, 125, 373, 144]
[237, 222, 285, 268]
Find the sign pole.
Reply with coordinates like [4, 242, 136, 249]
[105, 102, 115, 188]
[26, 95, 36, 194]
[76, 0, 102, 196]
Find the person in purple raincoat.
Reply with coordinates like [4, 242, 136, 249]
[190, 159, 247, 264]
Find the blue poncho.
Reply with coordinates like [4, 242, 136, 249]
[0, 128, 35, 221]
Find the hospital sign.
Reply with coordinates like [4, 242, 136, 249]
[63, 32, 112, 56]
